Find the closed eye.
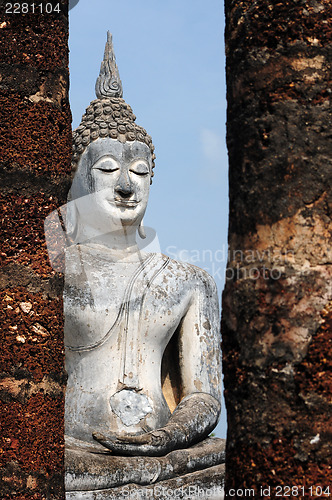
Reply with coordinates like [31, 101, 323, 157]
[130, 169, 149, 176]
[97, 166, 119, 173]
[129, 160, 150, 176]
[93, 158, 119, 173]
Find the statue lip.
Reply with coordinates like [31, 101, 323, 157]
[111, 199, 139, 207]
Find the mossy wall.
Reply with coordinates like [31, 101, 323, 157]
[0, 2, 71, 497]
[222, 0, 332, 496]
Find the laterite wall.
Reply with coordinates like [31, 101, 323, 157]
[0, 1, 71, 497]
[222, 0, 332, 496]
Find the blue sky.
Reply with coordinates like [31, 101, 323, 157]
[69, 0, 228, 437]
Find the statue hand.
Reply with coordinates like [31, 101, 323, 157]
[92, 429, 170, 457]
[93, 393, 220, 457]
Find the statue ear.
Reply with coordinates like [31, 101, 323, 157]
[138, 219, 146, 239]
[65, 197, 79, 241]
[44, 196, 82, 272]
[44, 206, 68, 273]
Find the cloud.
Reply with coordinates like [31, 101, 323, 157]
[200, 128, 227, 183]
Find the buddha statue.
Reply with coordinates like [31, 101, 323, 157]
[64, 32, 224, 498]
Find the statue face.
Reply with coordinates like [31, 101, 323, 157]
[70, 138, 152, 234]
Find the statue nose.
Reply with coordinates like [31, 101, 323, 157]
[115, 174, 133, 198]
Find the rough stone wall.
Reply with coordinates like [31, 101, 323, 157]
[222, 0, 332, 496]
[0, 2, 71, 498]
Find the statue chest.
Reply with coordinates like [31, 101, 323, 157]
[64, 252, 190, 355]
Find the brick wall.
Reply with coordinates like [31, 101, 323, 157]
[0, 2, 71, 497]
[222, 0, 332, 495]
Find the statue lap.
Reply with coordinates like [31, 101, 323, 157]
[65, 436, 225, 498]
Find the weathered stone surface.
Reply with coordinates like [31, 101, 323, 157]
[223, 0, 332, 495]
[66, 437, 225, 494]
[0, 2, 71, 497]
[67, 463, 225, 499]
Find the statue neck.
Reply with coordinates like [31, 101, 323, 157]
[75, 222, 139, 254]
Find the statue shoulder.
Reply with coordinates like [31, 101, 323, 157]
[157, 253, 218, 295]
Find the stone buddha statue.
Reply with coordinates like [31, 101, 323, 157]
[64, 32, 224, 498]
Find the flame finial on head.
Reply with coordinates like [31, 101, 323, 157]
[95, 31, 123, 99]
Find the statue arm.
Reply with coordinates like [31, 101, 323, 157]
[93, 392, 220, 456]
[178, 268, 222, 403]
[93, 268, 222, 456]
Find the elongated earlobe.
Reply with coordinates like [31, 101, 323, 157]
[138, 219, 146, 239]
[65, 198, 80, 244]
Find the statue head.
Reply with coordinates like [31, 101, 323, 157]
[68, 32, 155, 242]
[71, 32, 155, 179]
